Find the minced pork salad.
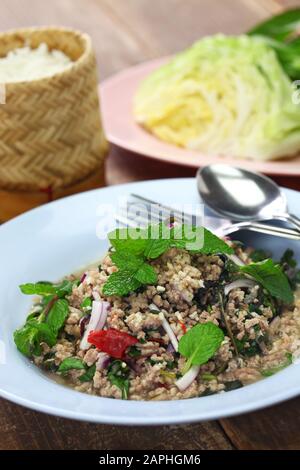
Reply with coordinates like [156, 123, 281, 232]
[14, 223, 300, 400]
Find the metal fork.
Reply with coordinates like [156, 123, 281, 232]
[115, 193, 300, 240]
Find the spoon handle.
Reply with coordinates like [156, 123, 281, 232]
[218, 221, 300, 240]
[274, 213, 300, 233]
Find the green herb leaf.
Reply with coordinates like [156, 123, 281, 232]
[239, 259, 294, 304]
[46, 299, 69, 334]
[110, 251, 144, 271]
[248, 9, 300, 79]
[249, 9, 300, 42]
[26, 320, 57, 347]
[171, 225, 233, 254]
[19, 282, 55, 296]
[107, 360, 130, 399]
[19, 280, 75, 298]
[102, 270, 142, 296]
[80, 297, 93, 310]
[13, 324, 39, 357]
[79, 364, 96, 382]
[54, 280, 76, 298]
[58, 357, 86, 373]
[201, 227, 234, 255]
[108, 228, 147, 255]
[178, 322, 224, 373]
[135, 263, 157, 284]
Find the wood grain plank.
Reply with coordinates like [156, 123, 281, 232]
[0, 0, 152, 79]
[101, 0, 271, 56]
[107, 146, 300, 191]
[220, 396, 300, 450]
[0, 398, 233, 450]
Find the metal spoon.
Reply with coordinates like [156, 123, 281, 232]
[197, 164, 300, 232]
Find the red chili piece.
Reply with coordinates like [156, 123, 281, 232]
[88, 328, 138, 359]
[178, 320, 187, 334]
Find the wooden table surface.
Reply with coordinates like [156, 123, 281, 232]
[1, 0, 300, 451]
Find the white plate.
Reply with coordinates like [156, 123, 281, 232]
[0, 178, 300, 425]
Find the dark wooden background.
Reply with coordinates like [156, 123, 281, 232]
[1, 0, 300, 450]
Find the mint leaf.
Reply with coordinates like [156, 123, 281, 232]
[111, 251, 144, 271]
[199, 227, 233, 254]
[108, 228, 147, 255]
[26, 320, 56, 347]
[58, 357, 86, 373]
[239, 259, 294, 304]
[19, 280, 76, 298]
[171, 225, 233, 254]
[178, 322, 224, 373]
[144, 238, 170, 259]
[14, 320, 56, 357]
[14, 324, 39, 357]
[79, 364, 96, 382]
[46, 299, 69, 334]
[102, 270, 142, 296]
[55, 280, 76, 298]
[144, 223, 172, 258]
[20, 282, 55, 296]
[135, 263, 157, 284]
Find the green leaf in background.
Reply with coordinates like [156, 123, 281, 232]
[248, 9, 300, 80]
[249, 9, 300, 42]
[239, 259, 294, 304]
[58, 357, 86, 373]
[178, 322, 224, 374]
[46, 299, 69, 334]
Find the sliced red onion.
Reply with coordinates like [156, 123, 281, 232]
[92, 289, 101, 301]
[224, 278, 256, 296]
[80, 300, 110, 350]
[167, 343, 175, 354]
[96, 352, 111, 370]
[124, 357, 142, 374]
[80, 272, 87, 284]
[175, 365, 200, 391]
[159, 311, 178, 352]
[79, 314, 90, 337]
[227, 254, 245, 266]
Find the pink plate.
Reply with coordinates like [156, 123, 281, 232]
[100, 57, 300, 176]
